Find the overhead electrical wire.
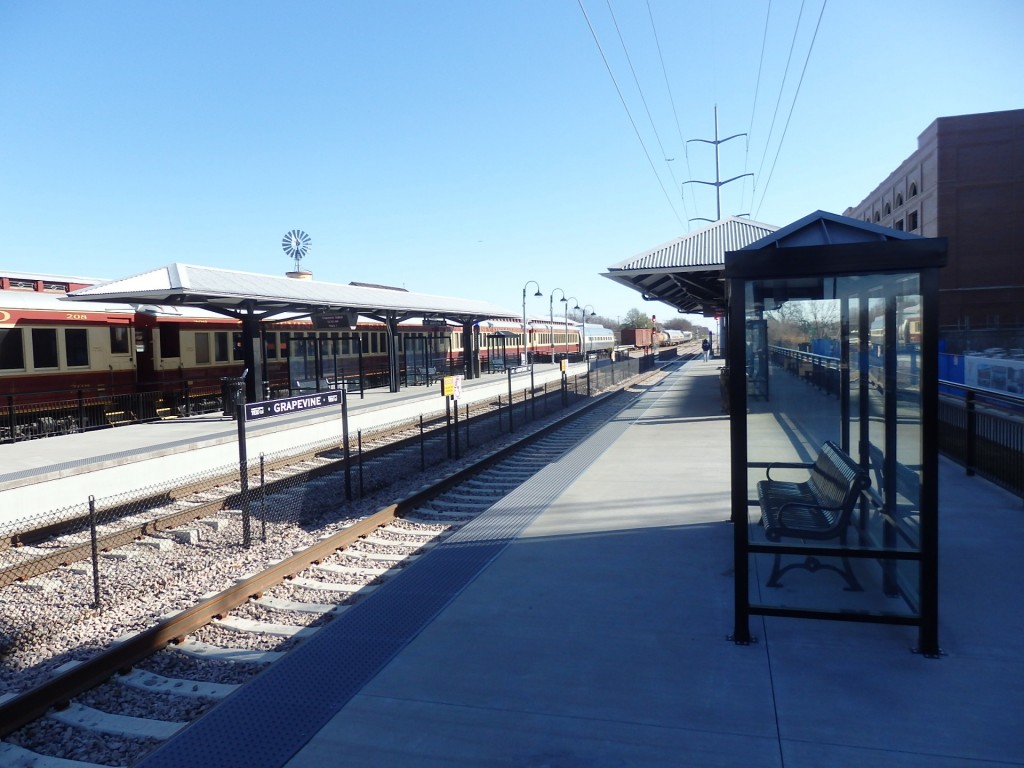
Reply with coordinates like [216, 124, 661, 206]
[645, 0, 692, 229]
[753, 0, 828, 219]
[577, 0, 685, 229]
[743, 0, 774, 217]
[751, 0, 807, 206]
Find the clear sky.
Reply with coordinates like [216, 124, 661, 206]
[1, 1, 1021, 328]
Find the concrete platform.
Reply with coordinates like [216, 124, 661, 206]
[0, 362, 585, 520]
[136, 359, 1024, 767]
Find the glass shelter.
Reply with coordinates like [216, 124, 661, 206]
[724, 212, 946, 655]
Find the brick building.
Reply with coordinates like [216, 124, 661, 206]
[844, 109, 1024, 351]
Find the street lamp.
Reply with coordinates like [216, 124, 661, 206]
[576, 303, 596, 396]
[522, 280, 542, 365]
[566, 296, 579, 359]
[549, 288, 566, 360]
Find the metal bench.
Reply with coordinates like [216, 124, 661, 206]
[757, 440, 870, 591]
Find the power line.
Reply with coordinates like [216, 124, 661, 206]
[577, 0, 684, 228]
[645, 0, 692, 228]
[742, 0, 774, 216]
[751, 0, 807, 205]
[754, 0, 828, 219]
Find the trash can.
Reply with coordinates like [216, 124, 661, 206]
[221, 376, 246, 418]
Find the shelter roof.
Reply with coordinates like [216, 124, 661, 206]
[64, 263, 520, 322]
[602, 216, 779, 316]
[725, 210, 946, 280]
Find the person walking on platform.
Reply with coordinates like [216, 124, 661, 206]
[701, 337, 711, 363]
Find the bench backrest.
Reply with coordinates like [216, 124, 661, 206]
[807, 441, 871, 517]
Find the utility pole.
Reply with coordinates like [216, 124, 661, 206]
[683, 105, 753, 224]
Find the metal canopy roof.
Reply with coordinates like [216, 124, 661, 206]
[64, 263, 520, 323]
[602, 216, 779, 316]
[725, 210, 945, 280]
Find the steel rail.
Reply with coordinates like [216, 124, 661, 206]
[0, 386, 625, 739]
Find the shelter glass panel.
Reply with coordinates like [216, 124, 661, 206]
[743, 273, 923, 617]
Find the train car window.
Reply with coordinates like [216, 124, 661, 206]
[159, 324, 181, 357]
[232, 332, 244, 361]
[264, 332, 277, 359]
[361, 332, 369, 353]
[0, 328, 25, 370]
[370, 333, 378, 353]
[280, 332, 289, 358]
[195, 333, 211, 365]
[65, 328, 89, 367]
[110, 327, 130, 355]
[214, 332, 229, 362]
[32, 328, 59, 369]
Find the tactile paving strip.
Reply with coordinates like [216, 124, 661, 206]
[138, 386, 662, 768]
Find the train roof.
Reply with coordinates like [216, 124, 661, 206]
[65, 263, 521, 323]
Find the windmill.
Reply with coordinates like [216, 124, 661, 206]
[282, 230, 311, 273]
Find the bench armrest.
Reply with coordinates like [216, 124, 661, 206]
[764, 461, 813, 482]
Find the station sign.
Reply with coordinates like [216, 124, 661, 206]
[312, 311, 358, 330]
[245, 391, 341, 421]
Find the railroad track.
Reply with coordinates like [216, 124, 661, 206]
[0, 386, 552, 588]
[0, 371, 665, 767]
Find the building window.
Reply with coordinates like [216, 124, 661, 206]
[909, 182, 918, 198]
[0, 328, 25, 370]
[908, 210, 919, 231]
[65, 328, 89, 367]
[896, 193, 903, 208]
[884, 202, 892, 215]
[32, 328, 58, 368]
[894, 219, 905, 231]
[874, 211, 881, 222]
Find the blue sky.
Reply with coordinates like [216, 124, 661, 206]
[1, 1, 1021, 327]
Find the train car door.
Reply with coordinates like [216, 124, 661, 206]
[134, 316, 157, 385]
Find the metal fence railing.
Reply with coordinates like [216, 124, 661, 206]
[767, 345, 1024, 501]
[2, 363, 669, 657]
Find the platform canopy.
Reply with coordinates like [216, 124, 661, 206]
[63, 263, 520, 324]
[64, 263, 521, 396]
[602, 217, 779, 316]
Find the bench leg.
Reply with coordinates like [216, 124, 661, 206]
[766, 553, 863, 592]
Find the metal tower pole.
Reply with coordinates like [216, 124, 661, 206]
[683, 105, 753, 224]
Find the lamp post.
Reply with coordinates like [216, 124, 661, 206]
[566, 296, 579, 359]
[577, 303, 596, 396]
[549, 288, 566, 361]
[522, 280, 542, 366]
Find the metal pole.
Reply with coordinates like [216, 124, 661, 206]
[237, 403, 250, 548]
[89, 495, 101, 610]
[342, 387, 352, 500]
[522, 280, 541, 366]
[420, 415, 425, 471]
[507, 367, 514, 433]
[259, 454, 267, 544]
[453, 395, 460, 459]
[358, 430, 364, 497]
